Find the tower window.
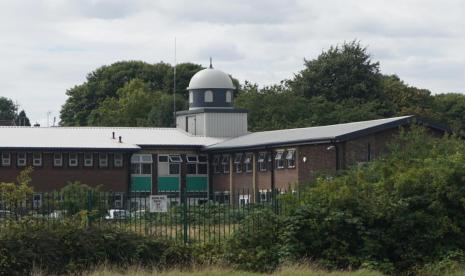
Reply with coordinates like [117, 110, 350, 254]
[226, 90, 232, 103]
[204, 90, 213, 102]
[189, 91, 193, 103]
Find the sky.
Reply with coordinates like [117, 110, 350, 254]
[0, 0, 464, 126]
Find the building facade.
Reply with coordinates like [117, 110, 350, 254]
[0, 66, 447, 206]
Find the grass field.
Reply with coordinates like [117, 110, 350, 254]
[84, 265, 384, 276]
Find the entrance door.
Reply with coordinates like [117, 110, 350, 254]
[186, 116, 196, 135]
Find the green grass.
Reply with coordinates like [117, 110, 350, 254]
[85, 265, 384, 276]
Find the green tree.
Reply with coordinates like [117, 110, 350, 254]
[60, 61, 201, 126]
[433, 93, 465, 135]
[287, 41, 384, 102]
[0, 97, 17, 123]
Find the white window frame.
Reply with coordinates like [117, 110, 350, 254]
[186, 155, 198, 163]
[197, 155, 208, 175]
[204, 90, 213, 102]
[32, 153, 42, 167]
[99, 153, 108, 167]
[286, 149, 296, 168]
[84, 153, 93, 167]
[226, 90, 232, 103]
[17, 152, 27, 167]
[258, 152, 267, 172]
[69, 153, 78, 167]
[169, 154, 182, 163]
[33, 193, 42, 208]
[275, 150, 285, 169]
[114, 153, 123, 167]
[239, 194, 250, 206]
[1, 152, 11, 166]
[234, 153, 243, 173]
[222, 155, 230, 173]
[53, 153, 63, 167]
[114, 193, 124, 209]
[131, 154, 153, 176]
[244, 153, 253, 173]
[213, 155, 221, 174]
[187, 154, 198, 175]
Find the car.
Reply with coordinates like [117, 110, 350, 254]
[105, 209, 131, 220]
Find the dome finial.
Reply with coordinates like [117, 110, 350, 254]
[209, 57, 213, 69]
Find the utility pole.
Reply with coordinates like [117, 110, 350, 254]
[173, 37, 177, 127]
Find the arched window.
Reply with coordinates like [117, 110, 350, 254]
[226, 90, 232, 103]
[204, 90, 213, 102]
[189, 91, 193, 103]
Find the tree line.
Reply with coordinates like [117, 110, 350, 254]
[0, 97, 30, 126]
[59, 41, 465, 134]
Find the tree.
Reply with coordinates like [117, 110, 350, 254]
[15, 110, 31, 126]
[0, 97, 17, 124]
[287, 41, 384, 102]
[60, 61, 202, 126]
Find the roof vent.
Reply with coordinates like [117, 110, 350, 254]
[118, 136, 122, 143]
[112, 132, 115, 139]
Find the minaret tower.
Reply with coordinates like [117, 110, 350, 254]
[175, 60, 248, 137]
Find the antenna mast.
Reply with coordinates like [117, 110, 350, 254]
[173, 37, 177, 127]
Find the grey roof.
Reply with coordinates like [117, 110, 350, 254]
[0, 127, 224, 150]
[205, 116, 415, 151]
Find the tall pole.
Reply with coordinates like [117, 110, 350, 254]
[173, 37, 177, 127]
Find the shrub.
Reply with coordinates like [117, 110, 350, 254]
[224, 208, 281, 273]
[0, 223, 191, 275]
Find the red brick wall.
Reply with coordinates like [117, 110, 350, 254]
[0, 152, 129, 192]
[298, 144, 337, 184]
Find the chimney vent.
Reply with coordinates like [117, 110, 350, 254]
[118, 136, 122, 143]
[112, 132, 115, 139]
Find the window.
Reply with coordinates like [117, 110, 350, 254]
[198, 155, 208, 174]
[239, 195, 249, 206]
[258, 152, 267, 172]
[99, 153, 108, 167]
[244, 153, 253, 173]
[113, 193, 124, 209]
[222, 155, 230, 173]
[32, 153, 42, 166]
[84, 153, 93, 167]
[1, 153, 10, 166]
[69, 153, 78, 167]
[17, 152, 26, 167]
[259, 190, 272, 203]
[169, 163, 180, 175]
[189, 91, 193, 103]
[286, 149, 296, 168]
[33, 193, 42, 208]
[187, 154, 197, 174]
[234, 153, 243, 173]
[226, 90, 232, 103]
[214, 191, 230, 204]
[53, 153, 63, 167]
[275, 150, 284, 169]
[131, 154, 152, 175]
[204, 90, 213, 102]
[114, 153, 123, 167]
[158, 155, 169, 163]
[169, 154, 182, 163]
[213, 155, 221, 174]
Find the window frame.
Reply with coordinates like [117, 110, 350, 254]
[234, 153, 243, 173]
[1, 152, 11, 167]
[258, 152, 267, 172]
[99, 153, 108, 168]
[32, 153, 42, 167]
[275, 150, 285, 169]
[53, 153, 63, 167]
[114, 153, 124, 168]
[169, 154, 182, 163]
[84, 153, 93, 167]
[69, 153, 78, 167]
[213, 155, 221, 174]
[131, 154, 153, 176]
[286, 149, 296, 168]
[244, 153, 253, 173]
[204, 90, 213, 102]
[222, 155, 230, 173]
[17, 152, 27, 167]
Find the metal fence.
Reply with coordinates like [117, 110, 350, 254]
[0, 188, 296, 244]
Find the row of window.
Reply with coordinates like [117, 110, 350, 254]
[0, 152, 124, 168]
[212, 149, 296, 174]
[188, 90, 232, 104]
[130, 154, 208, 176]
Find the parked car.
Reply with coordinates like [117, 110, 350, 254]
[105, 209, 131, 220]
[49, 210, 67, 219]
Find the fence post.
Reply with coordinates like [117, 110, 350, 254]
[87, 190, 93, 228]
[182, 187, 188, 244]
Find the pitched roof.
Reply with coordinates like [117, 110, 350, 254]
[0, 127, 224, 150]
[205, 116, 416, 151]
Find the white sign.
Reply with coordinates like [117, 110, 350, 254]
[149, 195, 168, 213]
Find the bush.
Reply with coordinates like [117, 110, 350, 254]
[280, 128, 465, 273]
[0, 223, 191, 275]
[224, 208, 281, 273]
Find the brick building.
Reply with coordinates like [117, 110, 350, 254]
[0, 65, 446, 205]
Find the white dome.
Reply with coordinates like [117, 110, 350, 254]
[187, 68, 235, 90]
